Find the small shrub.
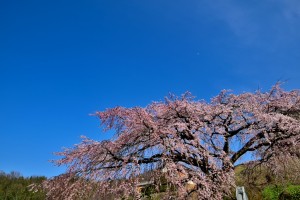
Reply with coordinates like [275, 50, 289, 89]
[262, 185, 284, 200]
[263, 185, 300, 200]
[279, 185, 300, 200]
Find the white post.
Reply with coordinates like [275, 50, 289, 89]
[236, 186, 248, 200]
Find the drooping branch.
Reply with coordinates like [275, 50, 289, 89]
[41, 85, 300, 200]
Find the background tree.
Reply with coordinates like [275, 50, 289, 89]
[0, 171, 46, 200]
[41, 84, 300, 199]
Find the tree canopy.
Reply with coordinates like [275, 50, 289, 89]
[41, 84, 300, 199]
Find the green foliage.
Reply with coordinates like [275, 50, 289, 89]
[0, 171, 46, 200]
[141, 183, 174, 198]
[279, 185, 300, 200]
[262, 185, 300, 200]
[262, 185, 284, 200]
[142, 185, 156, 197]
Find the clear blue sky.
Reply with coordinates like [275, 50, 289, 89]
[0, 0, 299, 177]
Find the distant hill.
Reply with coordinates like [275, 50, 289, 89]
[0, 170, 46, 200]
[234, 159, 300, 200]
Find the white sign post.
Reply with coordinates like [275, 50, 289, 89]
[236, 186, 248, 200]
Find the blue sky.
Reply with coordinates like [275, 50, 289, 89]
[0, 0, 299, 177]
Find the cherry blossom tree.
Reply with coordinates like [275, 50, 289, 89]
[40, 84, 300, 199]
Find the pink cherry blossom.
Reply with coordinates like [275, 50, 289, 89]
[39, 84, 300, 199]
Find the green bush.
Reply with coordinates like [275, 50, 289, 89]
[263, 185, 300, 200]
[279, 185, 300, 200]
[262, 185, 284, 200]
